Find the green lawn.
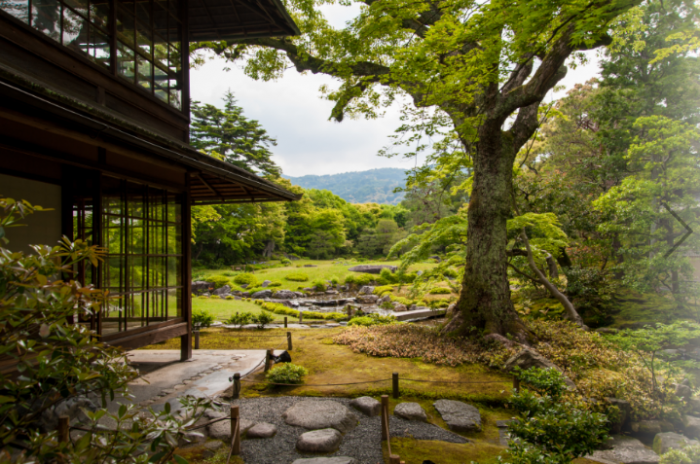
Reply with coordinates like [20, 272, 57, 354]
[192, 297, 330, 323]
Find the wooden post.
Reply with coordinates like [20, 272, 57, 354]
[287, 332, 293, 351]
[233, 373, 241, 400]
[284, 316, 288, 328]
[299, 312, 303, 324]
[381, 395, 389, 440]
[389, 455, 400, 464]
[230, 405, 241, 455]
[392, 372, 399, 399]
[513, 375, 520, 393]
[265, 349, 274, 372]
[58, 415, 70, 443]
[194, 330, 200, 350]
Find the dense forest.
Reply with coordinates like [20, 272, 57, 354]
[285, 168, 407, 205]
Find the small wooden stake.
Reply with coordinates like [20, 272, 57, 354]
[194, 330, 200, 350]
[265, 349, 274, 372]
[233, 373, 241, 399]
[513, 375, 520, 393]
[299, 312, 303, 324]
[287, 332, 293, 351]
[392, 372, 399, 399]
[230, 405, 240, 455]
[389, 455, 400, 464]
[58, 415, 70, 443]
[381, 395, 389, 440]
[284, 316, 288, 328]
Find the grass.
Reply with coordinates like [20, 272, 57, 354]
[384, 439, 506, 464]
[192, 297, 329, 323]
[141, 327, 512, 403]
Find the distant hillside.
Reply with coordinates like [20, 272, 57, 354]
[285, 168, 406, 205]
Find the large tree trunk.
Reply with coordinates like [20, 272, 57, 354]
[442, 122, 530, 342]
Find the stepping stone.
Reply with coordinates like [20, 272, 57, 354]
[588, 435, 659, 464]
[207, 416, 253, 440]
[292, 458, 358, 464]
[246, 422, 277, 438]
[686, 415, 700, 439]
[394, 402, 427, 422]
[283, 400, 357, 433]
[653, 432, 699, 455]
[433, 400, 482, 432]
[296, 428, 343, 453]
[350, 397, 381, 417]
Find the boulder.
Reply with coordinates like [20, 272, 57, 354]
[378, 295, 392, 305]
[631, 420, 663, 435]
[273, 290, 297, 300]
[240, 292, 250, 297]
[192, 281, 214, 292]
[296, 428, 343, 453]
[246, 422, 277, 438]
[588, 435, 660, 464]
[348, 265, 397, 275]
[606, 398, 632, 434]
[652, 432, 700, 455]
[294, 292, 305, 298]
[283, 400, 357, 434]
[208, 416, 253, 440]
[685, 415, 700, 439]
[261, 280, 272, 288]
[688, 397, 700, 415]
[292, 458, 358, 464]
[675, 383, 693, 400]
[394, 402, 428, 422]
[304, 264, 318, 268]
[503, 348, 576, 389]
[326, 290, 339, 295]
[357, 295, 379, 304]
[280, 300, 300, 309]
[359, 286, 375, 295]
[433, 400, 481, 433]
[212, 285, 231, 296]
[251, 290, 273, 299]
[392, 303, 408, 312]
[349, 397, 381, 417]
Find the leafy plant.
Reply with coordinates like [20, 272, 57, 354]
[311, 279, 327, 291]
[266, 363, 308, 385]
[429, 287, 452, 295]
[192, 308, 215, 329]
[225, 312, 253, 328]
[233, 273, 258, 287]
[208, 274, 230, 289]
[252, 312, 275, 329]
[285, 272, 309, 282]
[660, 446, 700, 464]
[268, 281, 283, 287]
[348, 314, 396, 327]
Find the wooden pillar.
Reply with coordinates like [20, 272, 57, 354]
[392, 372, 399, 399]
[180, 174, 192, 361]
[265, 349, 274, 372]
[233, 373, 241, 399]
[287, 332, 292, 351]
[381, 395, 389, 440]
[230, 405, 240, 455]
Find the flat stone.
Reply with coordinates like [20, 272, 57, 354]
[357, 295, 378, 304]
[296, 428, 342, 453]
[392, 303, 407, 312]
[349, 397, 381, 417]
[496, 420, 513, 428]
[631, 420, 663, 435]
[246, 422, 277, 438]
[348, 265, 396, 274]
[504, 348, 576, 389]
[251, 290, 273, 299]
[208, 417, 253, 440]
[653, 432, 700, 454]
[358, 286, 374, 295]
[212, 285, 231, 296]
[588, 435, 659, 464]
[292, 458, 358, 464]
[283, 400, 357, 433]
[273, 290, 297, 300]
[434, 400, 481, 432]
[261, 280, 272, 287]
[192, 281, 213, 292]
[394, 402, 427, 422]
[686, 415, 700, 439]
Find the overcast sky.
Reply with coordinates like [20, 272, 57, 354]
[190, 5, 603, 177]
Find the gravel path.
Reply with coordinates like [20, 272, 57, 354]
[234, 396, 467, 464]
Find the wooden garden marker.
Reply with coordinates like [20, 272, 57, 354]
[284, 316, 288, 328]
[392, 372, 399, 399]
[233, 373, 241, 399]
[227, 405, 241, 460]
[389, 455, 400, 464]
[194, 330, 200, 350]
[58, 416, 69, 443]
[299, 312, 303, 324]
[381, 395, 389, 440]
[287, 332, 293, 351]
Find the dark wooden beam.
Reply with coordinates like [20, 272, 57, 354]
[180, 173, 193, 361]
[108, 322, 189, 350]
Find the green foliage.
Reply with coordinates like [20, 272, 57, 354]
[659, 446, 700, 464]
[266, 363, 308, 385]
[373, 285, 395, 296]
[507, 368, 608, 464]
[281, 258, 292, 265]
[311, 279, 327, 291]
[268, 281, 283, 287]
[233, 273, 259, 286]
[429, 287, 452, 295]
[348, 314, 397, 327]
[208, 275, 230, 289]
[251, 312, 275, 329]
[287, 168, 407, 205]
[225, 312, 253, 328]
[285, 272, 309, 282]
[193, 308, 215, 329]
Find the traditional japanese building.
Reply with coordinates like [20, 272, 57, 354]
[0, 0, 300, 359]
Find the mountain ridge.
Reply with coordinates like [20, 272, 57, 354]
[284, 167, 407, 205]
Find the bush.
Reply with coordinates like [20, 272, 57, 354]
[348, 314, 396, 327]
[311, 279, 327, 291]
[266, 363, 308, 385]
[268, 281, 283, 287]
[281, 258, 292, 266]
[329, 276, 340, 285]
[285, 272, 310, 282]
[225, 312, 253, 328]
[373, 285, 395, 296]
[379, 268, 397, 284]
[252, 312, 275, 329]
[429, 287, 452, 295]
[348, 273, 374, 286]
[193, 308, 215, 329]
[443, 268, 459, 278]
[208, 275, 230, 289]
[660, 446, 700, 464]
[233, 273, 258, 287]
[221, 271, 235, 277]
[225, 295, 234, 300]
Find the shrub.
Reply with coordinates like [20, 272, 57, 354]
[429, 287, 452, 295]
[329, 276, 340, 285]
[281, 258, 292, 266]
[225, 312, 253, 328]
[660, 446, 700, 464]
[285, 272, 310, 282]
[221, 271, 236, 277]
[373, 285, 395, 296]
[193, 309, 215, 329]
[266, 363, 308, 385]
[348, 314, 396, 327]
[225, 295, 234, 300]
[344, 274, 356, 284]
[443, 268, 459, 278]
[311, 279, 327, 291]
[208, 275, 230, 289]
[349, 273, 375, 286]
[233, 273, 258, 287]
[379, 268, 397, 284]
[252, 312, 275, 329]
[268, 281, 283, 287]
